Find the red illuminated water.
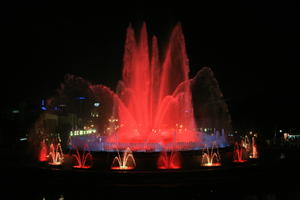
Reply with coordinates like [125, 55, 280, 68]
[250, 137, 258, 159]
[72, 145, 93, 169]
[103, 23, 198, 150]
[157, 151, 181, 169]
[48, 143, 64, 166]
[233, 142, 247, 163]
[39, 140, 48, 162]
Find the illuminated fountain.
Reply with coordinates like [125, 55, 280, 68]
[72, 145, 93, 169]
[30, 22, 231, 170]
[48, 143, 64, 166]
[39, 140, 48, 162]
[157, 151, 181, 169]
[249, 137, 258, 159]
[100, 23, 198, 151]
[111, 147, 136, 170]
[201, 144, 221, 167]
[241, 136, 251, 152]
[233, 142, 247, 163]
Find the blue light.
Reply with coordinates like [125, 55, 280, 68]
[41, 106, 47, 111]
[94, 102, 100, 107]
[76, 97, 88, 100]
[41, 99, 47, 110]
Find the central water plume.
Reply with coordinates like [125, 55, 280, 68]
[107, 23, 198, 148]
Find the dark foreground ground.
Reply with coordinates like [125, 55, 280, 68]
[1, 143, 300, 200]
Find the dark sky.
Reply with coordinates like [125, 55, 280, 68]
[1, 0, 300, 130]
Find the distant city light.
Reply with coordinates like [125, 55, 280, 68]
[70, 128, 96, 136]
[279, 130, 283, 133]
[94, 102, 100, 107]
[12, 110, 20, 114]
[19, 137, 27, 141]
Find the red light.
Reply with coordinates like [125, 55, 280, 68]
[233, 142, 247, 163]
[39, 141, 48, 162]
[111, 166, 135, 170]
[72, 146, 93, 169]
[103, 23, 198, 151]
[157, 151, 181, 169]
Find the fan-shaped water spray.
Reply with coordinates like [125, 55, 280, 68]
[48, 143, 64, 165]
[201, 143, 221, 167]
[111, 147, 136, 170]
[157, 151, 181, 169]
[233, 142, 247, 163]
[72, 145, 93, 169]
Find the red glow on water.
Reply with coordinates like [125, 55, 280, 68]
[73, 165, 91, 169]
[202, 163, 221, 167]
[111, 166, 135, 170]
[48, 162, 62, 166]
[157, 151, 181, 169]
[39, 140, 48, 162]
[104, 23, 198, 150]
[233, 160, 247, 163]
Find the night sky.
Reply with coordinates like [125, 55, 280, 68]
[1, 1, 300, 131]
